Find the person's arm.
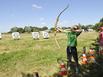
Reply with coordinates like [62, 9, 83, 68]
[76, 29, 82, 32]
[98, 32, 101, 41]
[73, 29, 82, 36]
[57, 28, 71, 33]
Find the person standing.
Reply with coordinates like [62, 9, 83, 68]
[58, 25, 82, 74]
[98, 27, 103, 55]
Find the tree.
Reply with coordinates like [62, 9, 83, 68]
[100, 17, 103, 22]
[41, 26, 48, 30]
[18, 27, 24, 33]
[10, 27, 18, 32]
[24, 26, 32, 33]
[32, 27, 39, 32]
[50, 27, 55, 32]
[93, 18, 103, 31]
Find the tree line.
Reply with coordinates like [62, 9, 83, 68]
[9, 26, 48, 33]
[9, 18, 103, 33]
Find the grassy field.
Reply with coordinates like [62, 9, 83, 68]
[0, 32, 98, 77]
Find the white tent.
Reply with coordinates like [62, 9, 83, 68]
[0, 33, 2, 39]
[42, 31, 49, 39]
[32, 32, 39, 39]
[12, 32, 20, 40]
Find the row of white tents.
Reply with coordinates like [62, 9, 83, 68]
[0, 33, 2, 39]
[0, 31, 49, 40]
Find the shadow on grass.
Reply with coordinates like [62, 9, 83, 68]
[21, 57, 103, 77]
[21, 40, 103, 77]
[78, 40, 103, 77]
[21, 72, 39, 77]
[79, 56, 103, 77]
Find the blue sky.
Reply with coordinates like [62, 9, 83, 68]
[0, 0, 103, 32]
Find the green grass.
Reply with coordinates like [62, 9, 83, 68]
[0, 32, 98, 77]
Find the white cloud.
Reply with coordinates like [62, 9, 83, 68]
[32, 4, 42, 9]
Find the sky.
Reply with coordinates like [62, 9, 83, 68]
[0, 0, 103, 32]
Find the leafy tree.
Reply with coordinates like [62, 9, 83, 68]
[32, 27, 39, 32]
[62, 26, 70, 29]
[18, 27, 24, 33]
[86, 24, 94, 29]
[24, 26, 32, 33]
[50, 27, 55, 32]
[10, 27, 18, 32]
[93, 18, 103, 31]
[41, 26, 48, 30]
[100, 17, 103, 22]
